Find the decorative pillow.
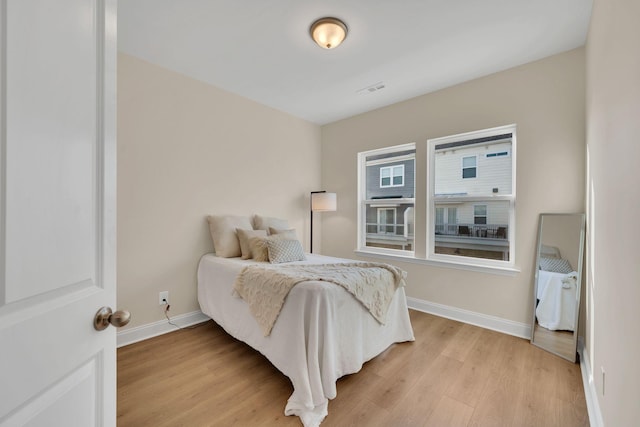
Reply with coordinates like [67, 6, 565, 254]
[253, 215, 290, 232]
[539, 257, 574, 274]
[540, 244, 561, 259]
[236, 228, 268, 259]
[268, 227, 298, 240]
[248, 236, 274, 262]
[267, 239, 306, 264]
[206, 215, 252, 258]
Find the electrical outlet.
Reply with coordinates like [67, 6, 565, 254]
[159, 291, 169, 305]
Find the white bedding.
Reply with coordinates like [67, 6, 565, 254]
[197, 253, 415, 427]
[536, 269, 578, 331]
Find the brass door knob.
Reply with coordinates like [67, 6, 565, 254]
[94, 306, 131, 331]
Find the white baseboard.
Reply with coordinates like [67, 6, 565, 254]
[117, 310, 210, 348]
[406, 297, 531, 339]
[577, 337, 604, 427]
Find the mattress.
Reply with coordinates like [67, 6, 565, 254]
[197, 253, 415, 427]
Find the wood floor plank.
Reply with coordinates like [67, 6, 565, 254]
[424, 396, 474, 427]
[117, 311, 588, 427]
[325, 399, 391, 427]
[467, 373, 523, 427]
[441, 323, 484, 362]
[444, 359, 492, 408]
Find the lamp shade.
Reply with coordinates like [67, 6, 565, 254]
[311, 192, 337, 212]
[310, 17, 348, 49]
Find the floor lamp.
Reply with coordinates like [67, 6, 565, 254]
[310, 191, 337, 253]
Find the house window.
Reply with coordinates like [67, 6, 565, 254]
[435, 207, 458, 235]
[358, 143, 415, 254]
[428, 124, 516, 265]
[474, 205, 487, 224]
[377, 208, 396, 233]
[380, 165, 404, 187]
[486, 151, 509, 158]
[462, 156, 477, 178]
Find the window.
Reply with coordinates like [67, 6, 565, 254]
[462, 156, 477, 178]
[358, 144, 415, 254]
[377, 208, 396, 233]
[428, 124, 516, 265]
[474, 205, 487, 224]
[380, 165, 404, 187]
[486, 151, 509, 158]
[435, 206, 458, 235]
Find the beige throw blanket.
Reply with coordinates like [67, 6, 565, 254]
[233, 262, 406, 336]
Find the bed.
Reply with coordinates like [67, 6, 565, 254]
[535, 245, 578, 331]
[197, 252, 415, 427]
[535, 269, 578, 331]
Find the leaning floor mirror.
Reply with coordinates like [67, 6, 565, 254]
[531, 213, 585, 362]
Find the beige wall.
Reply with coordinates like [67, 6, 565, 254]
[586, 0, 640, 424]
[117, 53, 321, 329]
[539, 214, 584, 272]
[321, 48, 585, 325]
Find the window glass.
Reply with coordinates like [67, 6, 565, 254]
[429, 125, 515, 264]
[359, 145, 415, 254]
[380, 168, 391, 186]
[380, 165, 404, 187]
[392, 166, 404, 185]
[474, 205, 487, 224]
[462, 156, 477, 179]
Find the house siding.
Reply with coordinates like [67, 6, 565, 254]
[434, 141, 512, 196]
[366, 159, 415, 199]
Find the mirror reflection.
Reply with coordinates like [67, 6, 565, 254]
[531, 213, 585, 362]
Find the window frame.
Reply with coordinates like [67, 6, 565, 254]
[474, 204, 487, 225]
[379, 164, 405, 188]
[462, 155, 477, 179]
[357, 143, 416, 257]
[426, 124, 517, 269]
[486, 151, 509, 158]
[377, 207, 397, 234]
[355, 126, 518, 274]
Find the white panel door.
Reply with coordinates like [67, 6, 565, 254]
[0, 0, 117, 425]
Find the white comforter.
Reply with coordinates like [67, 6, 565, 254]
[536, 269, 578, 331]
[197, 253, 415, 427]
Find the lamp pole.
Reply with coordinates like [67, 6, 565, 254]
[310, 191, 326, 253]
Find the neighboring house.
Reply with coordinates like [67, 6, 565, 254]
[364, 149, 415, 250]
[433, 138, 512, 260]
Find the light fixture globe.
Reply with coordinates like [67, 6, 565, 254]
[310, 17, 348, 49]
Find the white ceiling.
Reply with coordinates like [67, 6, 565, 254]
[118, 0, 593, 125]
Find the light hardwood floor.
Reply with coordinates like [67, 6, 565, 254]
[533, 322, 576, 360]
[117, 310, 589, 426]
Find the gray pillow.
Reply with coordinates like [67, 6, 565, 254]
[248, 235, 287, 262]
[539, 257, 574, 274]
[267, 239, 306, 264]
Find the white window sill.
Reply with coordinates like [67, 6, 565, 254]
[354, 249, 521, 276]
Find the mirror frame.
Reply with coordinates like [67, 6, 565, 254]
[530, 213, 586, 362]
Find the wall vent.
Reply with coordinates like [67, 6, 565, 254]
[356, 81, 386, 94]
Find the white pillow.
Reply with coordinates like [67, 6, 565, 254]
[268, 227, 298, 240]
[253, 215, 290, 232]
[236, 228, 268, 259]
[267, 239, 306, 264]
[206, 215, 252, 258]
[540, 244, 561, 259]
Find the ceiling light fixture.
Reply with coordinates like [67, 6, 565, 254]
[310, 17, 348, 49]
